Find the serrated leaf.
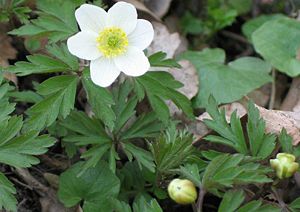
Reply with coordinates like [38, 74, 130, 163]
[289, 197, 300, 212]
[58, 161, 120, 212]
[61, 111, 112, 173]
[202, 154, 272, 193]
[0, 131, 56, 168]
[122, 142, 155, 172]
[150, 130, 195, 174]
[136, 71, 193, 121]
[7, 44, 78, 76]
[25, 75, 78, 131]
[8, 91, 43, 103]
[148, 52, 181, 68]
[82, 69, 115, 130]
[121, 112, 163, 140]
[179, 163, 202, 187]
[204, 96, 248, 154]
[133, 196, 163, 212]
[252, 17, 300, 77]
[278, 128, 293, 153]
[9, 0, 83, 43]
[0, 116, 23, 146]
[218, 190, 245, 212]
[111, 199, 132, 212]
[180, 49, 272, 107]
[247, 102, 276, 159]
[0, 172, 17, 212]
[236, 200, 281, 212]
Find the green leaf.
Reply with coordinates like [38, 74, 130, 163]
[133, 196, 163, 212]
[204, 96, 248, 154]
[202, 154, 272, 194]
[25, 75, 78, 131]
[238, 200, 281, 212]
[121, 112, 163, 140]
[278, 128, 293, 153]
[112, 80, 137, 132]
[8, 91, 43, 103]
[0, 172, 17, 212]
[247, 102, 276, 159]
[289, 197, 300, 212]
[111, 199, 132, 212]
[136, 71, 193, 121]
[252, 17, 300, 77]
[0, 131, 56, 168]
[82, 69, 115, 130]
[58, 161, 120, 212]
[61, 111, 112, 173]
[7, 44, 78, 76]
[148, 52, 181, 68]
[9, 0, 83, 43]
[0, 116, 23, 146]
[0, 74, 15, 121]
[180, 11, 204, 35]
[218, 190, 245, 212]
[118, 161, 148, 193]
[150, 130, 195, 174]
[237, 200, 262, 212]
[242, 14, 285, 42]
[122, 142, 155, 172]
[180, 49, 272, 107]
[179, 163, 202, 187]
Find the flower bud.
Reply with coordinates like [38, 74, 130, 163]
[167, 179, 197, 204]
[270, 153, 299, 179]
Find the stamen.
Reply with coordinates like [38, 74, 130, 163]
[96, 27, 129, 58]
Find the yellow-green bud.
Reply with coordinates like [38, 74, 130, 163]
[270, 153, 299, 179]
[167, 179, 197, 204]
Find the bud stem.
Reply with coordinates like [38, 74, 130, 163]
[195, 187, 206, 212]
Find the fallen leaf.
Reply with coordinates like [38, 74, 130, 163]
[147, 22, 181, 58]
[115, 0, 160, 21]
[169, 60, 199, 99]
[256, 105, 300, 145]
[0, 24, 18, 85]
[143, 0, 173, 18]
[0, 30, 17, 67]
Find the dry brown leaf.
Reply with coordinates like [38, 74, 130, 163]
[143, 0, 173, 18]
[256, 105, 300, 145]
[147, 22, 181, 58]
[115, 0, 160, 21]
[0, 32, 17, 67]
[0, 25, 18, 85]
[168, 60, 199, 99]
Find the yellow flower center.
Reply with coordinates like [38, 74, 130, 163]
[96, 27, 129, 58]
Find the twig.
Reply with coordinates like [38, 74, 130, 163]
[196, 188, 206, 212]
[221, 30, 250, 44]
[268, 69, 276, 109]
[280, 77, 300, 111]
[271, 187, 286, 209]
[14, 168, 49, 196]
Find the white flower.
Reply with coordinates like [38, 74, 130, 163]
[67, 2, 154, 87]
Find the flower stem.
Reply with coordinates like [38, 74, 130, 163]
[196, 187, 206, 212]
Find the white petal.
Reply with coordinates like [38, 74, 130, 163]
[67, 31, 101, 60]
[114, 47, 150, 77]
[128, 19, 154, 50]
[75, 4, 107, 33]
[108, 2, 137, 34]
[90, 58, 121, 87]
